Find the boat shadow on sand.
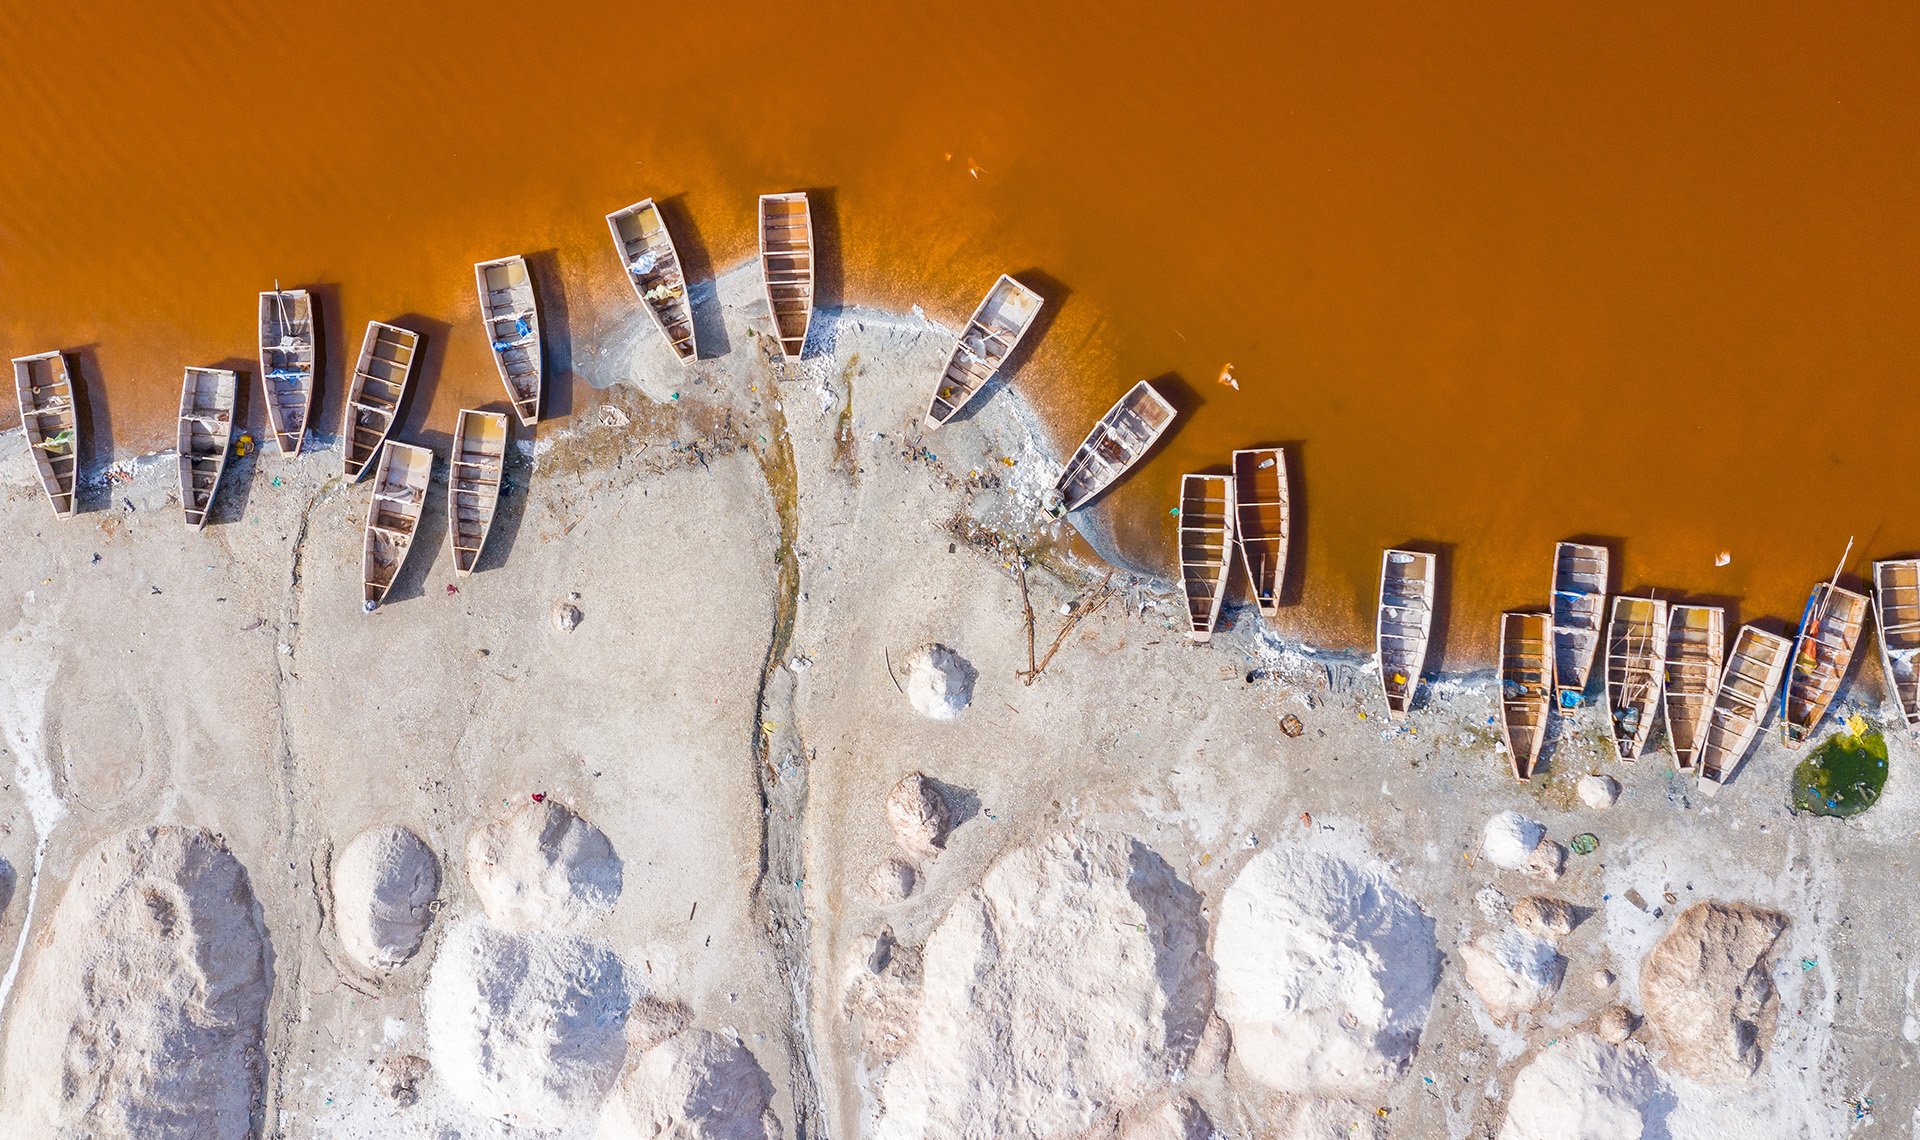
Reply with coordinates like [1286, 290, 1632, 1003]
[523, 250, 577, 423]
[652, 196, 731, 362]
[64, 346, 111, 514]
[206, 355, 260, 527]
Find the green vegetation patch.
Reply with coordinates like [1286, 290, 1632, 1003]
[1792, 716, 1888, 818]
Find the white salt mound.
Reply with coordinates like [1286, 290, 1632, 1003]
[1640, 901, 1789, 1085]
[599, 1029, 779, 1140]
[1512, 896, 1578, 941]
[0, 826, 271, 1140]
[1213, 846, 1439, 1095]
[905, 644, 972, 721]
[1499, 1036, 1668, 1140]
[335, 824, 440, 974]
[423, 917, 630, 1124]
[1121, 1098, 1211, 1140]
[874, 830, 1211, 1140]
[1577, 774, 1621, 809]
[467, 798, 622, 932]
[1461, 927, 1566, 1021]
[885, 771, 950, 858]
[1482, 811, 1546, 870]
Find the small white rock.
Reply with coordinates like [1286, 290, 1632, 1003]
[1593, 968, 1616, 989]
[1577, 774, 1621, 809]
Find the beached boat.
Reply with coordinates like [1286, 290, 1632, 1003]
[1177, 473, 1233, 642]
[1047, 381, 1177, 516]
[606, 198, 697, 366]
[1550, 542, 1609, 705]
[11, 351, 77, 518]
[475, 255, 543, 426]
[258, 287, 316, 455]
[1662, 605, 1726, 769]
[343, 321, 421, 481]
[759, 192, 814, 359]
[924, 274, 1044, 429]
[1782, 580, 1869, 746]
[1231, 448, 1289, 617]
[449, 409, 508, 577]
[1377, 549, 1436, 720]
[1698, 625, 1791, 795]
[1604, 595, 1669, 760]
[1498, 611, 1552, 781]
[1874, 559, 1920, 729]
[362, 441, 433, 611]
[177, 367, 238, 531]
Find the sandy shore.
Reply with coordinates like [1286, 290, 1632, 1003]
[0, 259, 1913, 1139]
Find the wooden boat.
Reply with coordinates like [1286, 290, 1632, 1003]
[1550, 542, 1609, 706]
[1377, 549, 1436, 720]
[1177, 474, 1233, 642]
[606, 198, 696, 365]
[1047, 381, 1177, 516]
[177, 367, 238, 530]
[758, 192, 814, 359]
[1231, 448, 1289, 617]
[1662, 605, 1726, 769]
[448, 409, 508, 577]
[475, 255, 543, 426]
[1698, 625, 1791, 795]
[343, 321, 421, 481]
[258, 287, 316, 455]
[1781, 580, 1869, 746]
[923, 274, 1044, 430]
[1872, 559, 1920, 730]
[1498, 611, 1552, 781]
[11, 351, 78, 518]
[1604, 595, 1669, 760]
[362, 441, 433, 611]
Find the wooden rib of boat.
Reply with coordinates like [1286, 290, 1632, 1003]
[1177, 474, 1233, 643]
[11, 351, 78, 518]
[1048, 381, 1177, 516]
[1698, 625, 1791, 795]
[1498, 611, 1552, 781]
[1377, 549, 1436, 720]
[1231, 448, 1289, 617]
[449, 409, 508, 577]
[1781, 580, 1868, 746]
[1662, 605, 1726, 769]
[177, 367, 238, 531]
[475, 256, 543, 426]
[758, 192, 814, 359]
[362, 441, 433, 611]
[606, 198, 696, 366]
[1550, 541, 1609, 705]
[924, 274, 1044, 430]
[258, 287, 316, 455]
[343, 321, 421, 481]
[1604, 595, 1669, 761]
[1874, 559, 1920, 729]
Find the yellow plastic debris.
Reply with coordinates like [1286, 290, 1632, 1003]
[1845, 712, 1870, 738]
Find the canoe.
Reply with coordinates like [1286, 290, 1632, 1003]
[1662, 605, 1726, 769]
[475, 255, 543, 426]
[605, 198, 696, 365]
[1550, 541, 1609, 706]
[448, 409, 509, 577]
[1698, 625, 1791, 795]
[258, 288, 316, 455]
[343, 321, 421, 481]
[1781, 581, 1869, 746]
[1604, 595, 1669, 761]
[1047, 381, 1177, 516]
[758, 192, 814, 359]
[177, 367, 238, 531]
[1231, 448, 1289, 617]
[11, 351, 78, 518]
[923, 274, 1044, 430]
[1177, 473, 1233, 642]
[1498, 611, 1552, 781]
[1874, 559, 1920, 729]
[1377, 549, 1436, 720]
[362, 441, 433, 611]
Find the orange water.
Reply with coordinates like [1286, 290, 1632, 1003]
[3, 3, 1917, 662]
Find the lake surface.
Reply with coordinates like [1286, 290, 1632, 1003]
[3, 4, 1916, 662]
